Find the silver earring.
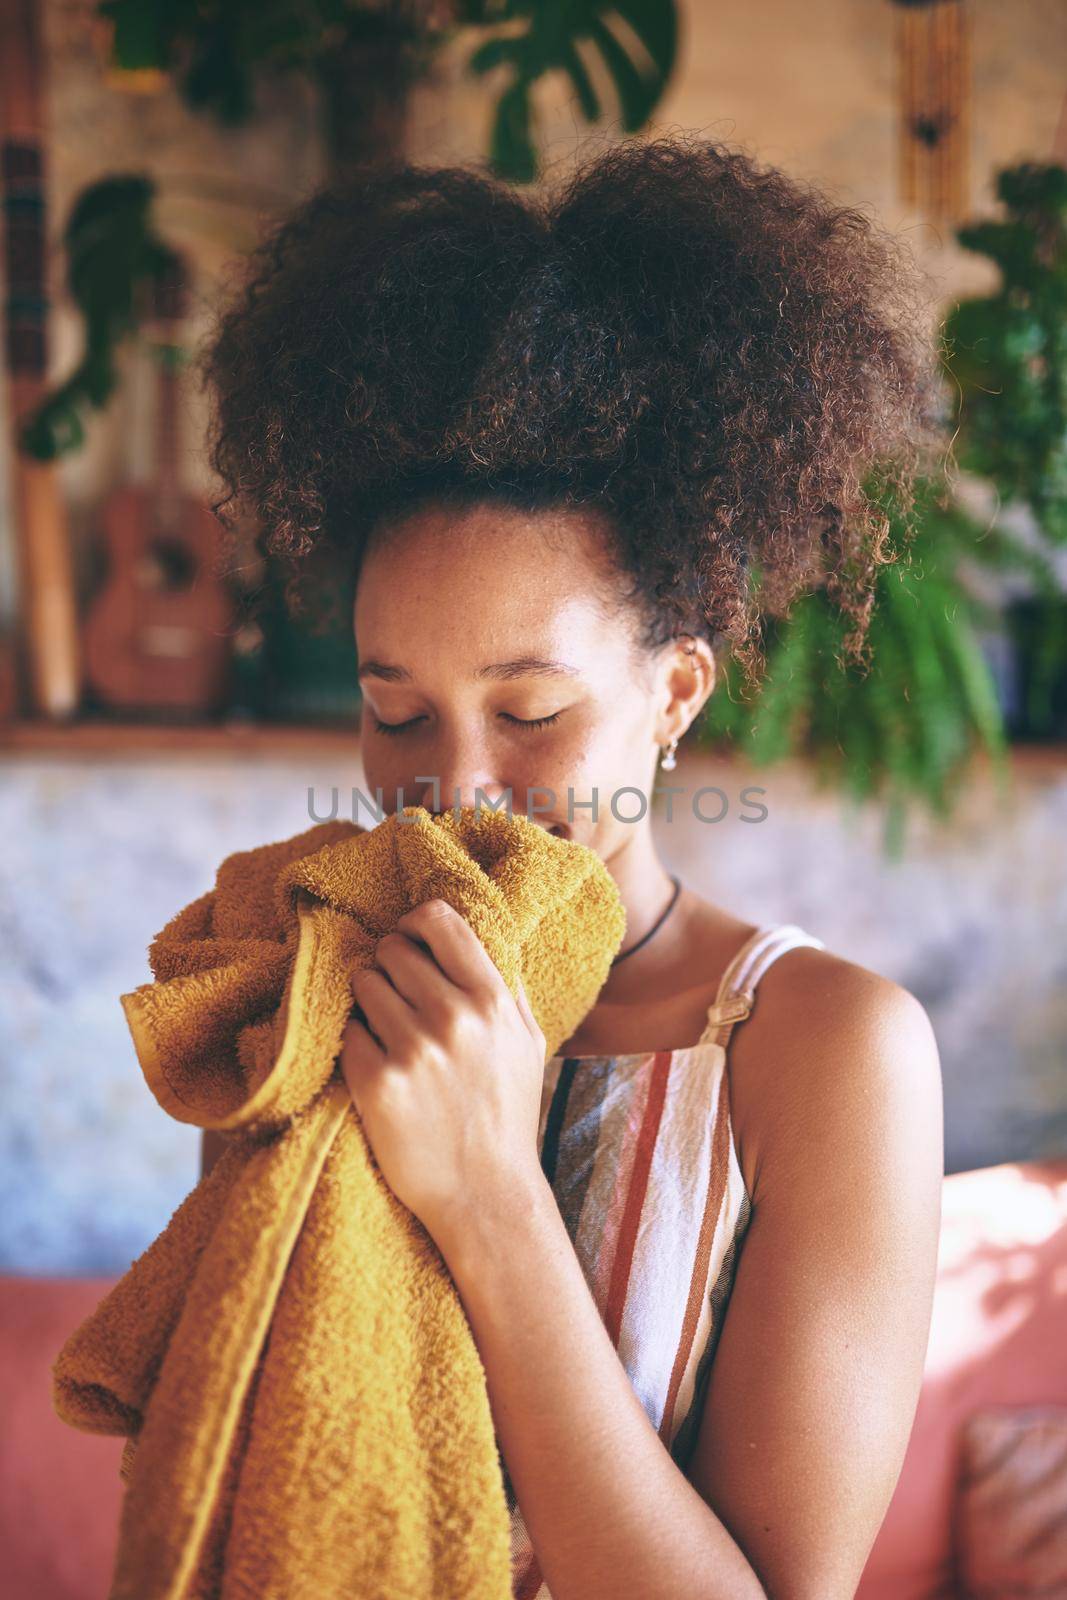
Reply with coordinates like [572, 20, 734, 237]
[660, 736, 679, 771]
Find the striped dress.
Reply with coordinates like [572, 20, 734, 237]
[506, 921, 826, 1600]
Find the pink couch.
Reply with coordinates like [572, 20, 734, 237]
[3, 1159, 1066, 1600]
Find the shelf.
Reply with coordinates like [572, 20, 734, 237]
[1, 718, 1065, 778]
[0, 716, 363, 758]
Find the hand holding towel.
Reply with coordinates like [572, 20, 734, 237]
[339, 893, 553, 1240]
[52, 804, 626, 1600]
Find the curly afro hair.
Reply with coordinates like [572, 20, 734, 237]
[198, 134, 947, 688]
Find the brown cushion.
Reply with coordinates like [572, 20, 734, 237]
[954, 1406, 1067, 1597]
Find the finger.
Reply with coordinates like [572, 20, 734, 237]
[344, 996, 387, 1055]
[349, 965, 418, 1051]
[513, 972, 536, 1028]
[372, 929, 454, 1012]
[339, 1014, 384, 1114]
[514, 975, 546, 1046]
[392, 899, 502, 997]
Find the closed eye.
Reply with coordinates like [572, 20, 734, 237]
[370, 712, 563, 737]
[501, 712, 563, 731]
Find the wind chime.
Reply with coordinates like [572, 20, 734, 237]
[891, 0, 971, 225]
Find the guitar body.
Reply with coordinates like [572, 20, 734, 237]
[82, 482, 234, 714]
[82, 254, 236, 716]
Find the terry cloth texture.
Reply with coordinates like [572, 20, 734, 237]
[51, 804, 627, 1600]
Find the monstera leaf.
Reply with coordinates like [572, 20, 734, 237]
[96, 0, 679, 181]
[463, 0, 678, 181]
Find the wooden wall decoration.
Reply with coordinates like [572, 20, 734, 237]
[892, 0, 972, 226]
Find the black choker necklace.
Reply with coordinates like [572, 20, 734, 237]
[611, 875, 682, 967]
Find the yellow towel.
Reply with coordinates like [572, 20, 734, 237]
[52, 803, 626, 1600]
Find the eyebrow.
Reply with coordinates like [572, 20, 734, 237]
[357, 656, 584, 684]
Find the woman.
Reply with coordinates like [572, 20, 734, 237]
[199, 137, 945, 1599]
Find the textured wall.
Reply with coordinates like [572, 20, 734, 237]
[2, 745, 1064, 1275]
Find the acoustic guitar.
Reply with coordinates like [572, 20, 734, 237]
[82, 256, 235, 716]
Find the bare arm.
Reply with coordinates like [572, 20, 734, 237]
[436, 1171, 769, 1600]
[437, 964, 942, 1600]
[685, 967, 944, 1598]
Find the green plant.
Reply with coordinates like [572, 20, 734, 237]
[96, 0, 678, 183]
[945, 159, 1067, 738]
[945, 162, 1067, 543]
[699, 475, 1020, 858]
[18, 176, 179, 460]
[97, 0, 436, 124]
[20, 3, 676, 448]
[462, 1, 677, 181]
[699, 159, 1067, 854]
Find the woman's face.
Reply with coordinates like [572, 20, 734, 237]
[353, 497, 712, 864]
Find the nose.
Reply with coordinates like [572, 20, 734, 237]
[418, 775, 510, 816]
[416, 776, 566, 836]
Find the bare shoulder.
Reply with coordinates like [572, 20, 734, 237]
[725, 939, 943, 1206]
[685, 941, 945, 1597]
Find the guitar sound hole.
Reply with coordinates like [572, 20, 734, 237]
[140, 537, 199, 590]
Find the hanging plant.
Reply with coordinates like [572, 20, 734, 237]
[699, 158, 1067, 854]
[96, 0, 437, 125]
[18, 175, 180, 461]
[95, 0, 679, 183]
[461, 0, 677, 182]
[945, 160, 1067, 543]
[698, 474, 1028, 858]
[34, 3, 678, 453]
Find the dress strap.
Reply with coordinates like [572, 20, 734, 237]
[696, 923, 827, 1046]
